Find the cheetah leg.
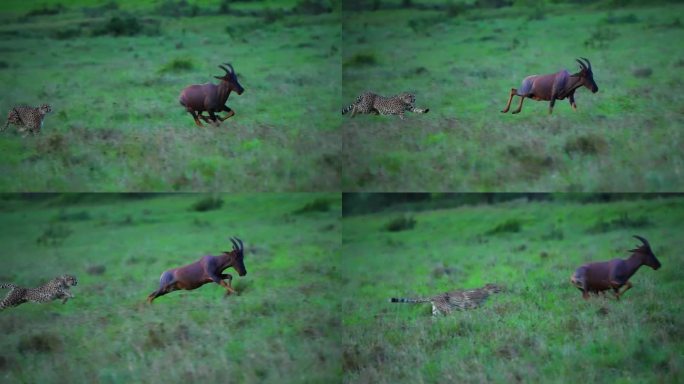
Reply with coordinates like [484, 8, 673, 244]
[351, 106, 358, 118]
[398, 113, 405, 120]
[501, 88, 518, 113]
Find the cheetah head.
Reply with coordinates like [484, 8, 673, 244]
[60, 274, 78, 287]
[484, 283, 502, 294]
[398, 92, 415, 105]
[39, 104, 52, 115]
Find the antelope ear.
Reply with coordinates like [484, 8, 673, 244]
[214, 76, 223, 80]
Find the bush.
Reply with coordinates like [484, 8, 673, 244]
[54, 210, 91, 222]
[26, 4, 66, 17]
[564, 134, 608, 156]
[156, 0, 201, 17]
[344, 53, 377, 67]
[191, 197, 223, 212]
[159, 58, 194, 73]
[293, 198, 332, 214]
[587, 213, 651, 234]
[384, 216, 416, 232]
[18, 333, 62, 354]
[36, 224, 72, 246]
[486, 219, 522, 235]
[263, 8, 286, 24]
[93, 14, 142, 36]
[294, 0, 332, 14]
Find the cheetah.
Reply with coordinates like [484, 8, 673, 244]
[342, 91, 429, 120]
[390, 283, 502, 316]
[2, 104, 52, 136]
[0, 274, 77, 310]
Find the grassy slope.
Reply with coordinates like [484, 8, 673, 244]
[0, 194, 341, 383]
[0, 2, 340, 191]
[341, 4, 684, 191]
[342, 197, 684, 383]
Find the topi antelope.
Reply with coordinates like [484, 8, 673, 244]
[570, 235, 660, 300]
[179, 63, 244, 127]
[501, 58, 598, 114]
[147, 237, 246, 303]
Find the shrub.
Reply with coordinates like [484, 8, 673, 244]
[36, 224, 72, 246]
[294, 0, 332, 14]
[344, 53, 377, 67]
[587, 213, 651, 234]
[18, 333, 62, 354]
[384, 216, 416, 232]
[26, 4, 66, 17]
[93, 14, 142, 36]
[486, 219, 522, 235]
[564, 134, 608, 156]
[293, 198, 331, 214]
[191, 197, 223, 212]
[159, 58, 194, 73]
[55, 210, 91, 222]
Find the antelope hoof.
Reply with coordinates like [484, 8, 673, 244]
[512, 110, 520, 115]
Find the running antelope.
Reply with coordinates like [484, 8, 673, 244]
[570, 235, 660, 300]
[179, 63, 244, 126]
[147, 237, 246, 303]
[501, 58, 598, 114]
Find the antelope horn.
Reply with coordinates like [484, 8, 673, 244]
[236, 237, 243, 252]
[576, 58, 587, 71]
[633, 235, 651, 249]
[224, 63, 235, 74]
[580, 57, 592, 70]
[218, 64, 231, 74]
[230, 237, 239, 251]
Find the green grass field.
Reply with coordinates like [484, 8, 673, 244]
[342, 2, 684, 191]
[0, 194, 341, 383]
[341, 196, 684, 382]
[0, 1, 340, 191]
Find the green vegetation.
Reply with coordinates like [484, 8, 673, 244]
[0, 1, 340, 191]
[342, 1, 684, 191]
[342, 196, 684, 382]
[0, 194, 341, 383]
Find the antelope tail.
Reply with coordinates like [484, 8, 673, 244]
[389, 297, 430, 303]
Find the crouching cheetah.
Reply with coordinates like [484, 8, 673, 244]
[2, 104, 52, 136]
[390, 283, 502, 316]
[0, 274, 77, 310]
[342, 91, 429, 120]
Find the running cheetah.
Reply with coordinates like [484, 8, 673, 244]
[342, 91, 429, 120]
[0, 274, 77, 310]
[2, 104, 52, 136]
[390, 283, 502, 316]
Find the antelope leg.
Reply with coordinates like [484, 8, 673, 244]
[512, 94, 526, 114]
[501, 88, 517, 113]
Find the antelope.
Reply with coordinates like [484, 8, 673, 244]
[501, 58, 598, 114]
[570, 235, 661, 300]
[147, 237, 246, 303]
[179, 63, 244, 127]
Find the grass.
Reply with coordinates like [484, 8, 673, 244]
[0, 194, 341, 383]
[341, 196, 684, 383]
[0, 1, 340, 191]
[341, 2, 684, 191]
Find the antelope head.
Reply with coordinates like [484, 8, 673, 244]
[576, 57, 598, 94]
[215, 63, 244, 95]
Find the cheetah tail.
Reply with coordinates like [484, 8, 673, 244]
[0, 283, 17, 289]
[341, 104, 354, 115]
[389, 297, 430, 303]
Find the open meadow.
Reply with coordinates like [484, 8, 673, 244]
[0, 0, 340, 191]
[341, 195, 684, 382]
[0, 193, 341, 383]
[342, 1, 684, 191]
